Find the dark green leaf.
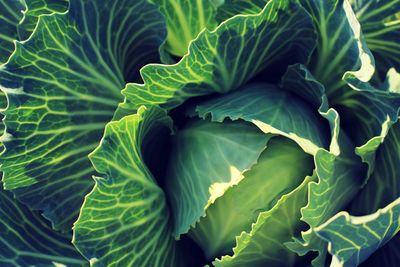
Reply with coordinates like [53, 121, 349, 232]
[0, 186, 87, 266]
[0, 0, 166, 230]
[73, 106, 183, 267]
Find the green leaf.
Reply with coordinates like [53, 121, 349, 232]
[73, 106, 182, 267]
[0, 0, 69, 65]
[194, 83, 331, 154]
[198, 0, 396, 180]
[0, 0, 24, 65]
[301, 0, 375, 99]
[284, 67, 399, 266]
[118, 0, 315, 116]
[0, 0, 166, 231]
[344, 72, 400, 266]
[350, 0, 400, 77]
[0, 186, 87, 266]
[350, 122, 400, 215]
[0, 0, 68, 138]
[214, 174, 316, 267]
[215, 0, 266, 22]
[151, 0, 218, 57]
[212, 0, 377, 99]
[315, 198, 400, 267]
[190, 137, 313, 262]
[280, 65, 365, 266]
[17, 0, 69, 40]
[338, 82, 400, 180]
[166, 119, 271, 238]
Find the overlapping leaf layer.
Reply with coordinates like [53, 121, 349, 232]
[0, 0, 399, 266]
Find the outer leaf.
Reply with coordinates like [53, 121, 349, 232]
[151, 0, 218, 57]
[17, 0, 69, 39]
[299, 2, 399, 204]
[350, 0, 400, 77]
[0, 0, 24, 64]
[215, 0, 266, 22]
[73, 106, 181, 267]
[0, 186, 87, 266]
[301, 0, 375, 99]
[346, 70, 400, 266]
[214, 0, 396, 133]
[280, 65, 365, 266]
[0, 0, 69, 65]
[285, 67, 400, 266]
[340, 70, 400, 181]
[350, 122, 400, 215]
[0, 0, 166, 230]
[216, 0, 377, 96]
[118, 0, 315, 116]
[315, 198, 400, 267]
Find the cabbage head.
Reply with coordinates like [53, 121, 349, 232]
[0, 0, 399, 266]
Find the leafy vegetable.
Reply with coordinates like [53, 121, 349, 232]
[0, 0, 166, 231]
[0, 0, 399, 266]
[0, 186, 86, 266]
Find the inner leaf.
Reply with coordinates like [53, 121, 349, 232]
[189, 136, 314, 259]
[165, 119, 270, 238]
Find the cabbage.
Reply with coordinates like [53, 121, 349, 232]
[0, 0, 399, 266]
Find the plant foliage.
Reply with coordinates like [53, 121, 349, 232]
[0, 0, 399, 266]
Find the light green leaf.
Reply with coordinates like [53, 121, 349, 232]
[213, 174, 316, 267]
[315, 198, 400, 267]
[0, 186, 87, 266]
[215, 0, 266, 22]
[191, 137, 313, 263]
[118, 0, 315, 116]
[0, 0, 166, 231]
[151, 0, 218, 57]
[0, 0, 69, 65]
[350, 0, 400, 77]
[73, 106, 182, 267]
[166, 119, 271, 238]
